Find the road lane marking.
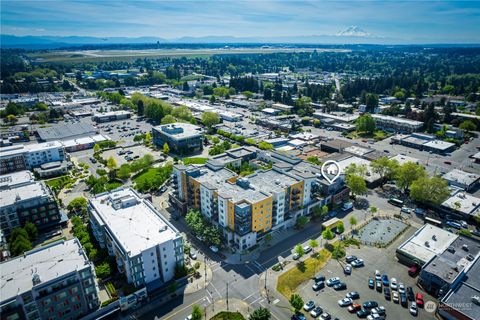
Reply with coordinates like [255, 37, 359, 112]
[162, 296, 205, 320]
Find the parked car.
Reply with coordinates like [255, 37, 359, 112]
[303, 300, 315, 311]
[314, 275, 326, 282]
[384, 287, 391, 300]
[401, 206, 411, 214]
[312, 281, 325, 291]
[409, 302, 418, 316]
[366, 314, 384, 320]
[326, 277, 341, 286]
[356, 309, 370, 318]
[370, 306, 386, 316]
[381, 274, 389, 286]
[368, 278, 375, 289]
[189, 252, 197, 260]
[392, 291, 399, 303]
[344, 264, 352, 275]
[348, 303, 362, 313]
[390, 278, 398, 290]
[363, 301, 378, 309]
[351, 259, 364, 267]
[303, 245, 312, 254]
[376, 281, 382, 292]
[334, 282, 347, 291]
[400, 293, 408, 307]
[209, 245, 219, 253]
[407, 287, 415, 301]
[338, 298, 353, 307]
[320, 313, 331, 320]
[292, 313, 306, 320]
[293, 253, 301, 260]
[310, 306, 323, 318]
[408, 265, 420, 277]
[375, 270, 381, 280]
[346, 255, 358, 263]
[399, 283, 406, 294]
[346, 291, 360, 299]
[416, 293, 424, 308]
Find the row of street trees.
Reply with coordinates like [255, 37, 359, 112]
[185, 210, 222, 247]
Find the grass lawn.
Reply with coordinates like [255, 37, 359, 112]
[45, 175, 74, 190]
[345, 130, 390, 141]
[210, 312, 245, 320]
[133, 165, 173, 192]
[183, 157, 208, 165]
[277, 249, 332, 298]
[105, 182, 123, 191]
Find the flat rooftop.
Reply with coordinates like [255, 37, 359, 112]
[423, 140, 455, 151]
[390, 154, 420, 165]
[337, 156, 380, 183]
[0, 179, 50, 207]
[398, 224, 457, 264]
[0, 170, 34, 189]
[89, 188, 180, 256]
[153, 123, 203, 140]
[372, 114, 423, 126]
[0, 239, 89, 302]
[443, 169, 480, 187]
[422, 235, 480, 285]
[442, 192, 480, 216]
[37, 123, 97, 141]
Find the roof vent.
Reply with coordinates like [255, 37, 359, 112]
[432, 235, 437, 241]
[424, 241, 430, 247]
[32, 273, 41, 285]
[472, 296, 480, 305]
[159, 226, 167, 232]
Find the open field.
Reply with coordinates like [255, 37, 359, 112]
[27, 47, 350, 63]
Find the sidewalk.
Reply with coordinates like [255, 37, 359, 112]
[184, 260, 213, 294]
[204, 298, 252, 319]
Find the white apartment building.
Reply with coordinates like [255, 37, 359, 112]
[372, 114, 423, 133]
[0, 141, 66, 173]
[88, 187, 184, 291]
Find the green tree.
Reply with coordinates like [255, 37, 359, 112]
[93, 144, 100, 153]
[191, 305, 203, 320]
[106, 156, 117, 170]
[365, 93, 379, 112]
[117, 164, 131, 180]
[258, 141, 274, 150]
[203, 226, 221, 246]
[95, 261, 112, 279]
[349, 216, 358, 228]
[294, 244, 304, 258]
[161, 114, 176, 124]
[10, 235, 32, 256]
[309, 239, 319, 252]
[289, 294, 304, 313]
[395, 161, 427, 193]
[345, 163, 368, 178]
[24, 222, 38, 241]
[5, 114, 18, 124]
[185, 210, 205, 236]
[370, 206, 378, 214]
[249, 307, 271, 320]
[242, 91, 254, 100]
[459, 120, 477, 133]
[163, 142, 170, 155]
[410, 176, 450, 205]
[336, 221, 345, 233]
[296, 216, 309, 229]
[67, 197, 88, 215]
[371, 157, 399, 185]
[322, 227, 335, 240]
[346, 174, 367, 197]
[201, 111, 220, 129]
[356, 114, 376, 135]
[264, 233, 272, 246]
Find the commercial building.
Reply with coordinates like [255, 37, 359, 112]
[271, 103, 294, 112]
[33, 161, 70, 178]
[442, 169, 480, 192]
[0, 239, 100, 320]
[152, 123, 204, 155]
[36, 123, 97, 142]
[313, 111, 359, 123]
[438, 255, 480, 320]
[88, 187, 184, 291]
[172, 150, 347, 250]
[0, 141, 66, 174]
[60, 134, 110, 153]
[392, 133, 456, 154]
[441, 191, 480, 218]
[371, 114, 423, 133]
[0, 171, 62, 234]
[92, 110, 132, 123]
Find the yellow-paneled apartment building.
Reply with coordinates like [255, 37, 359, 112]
[172, 147, 348, 250]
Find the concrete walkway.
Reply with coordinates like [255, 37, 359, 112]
[204, 298, 252, 319]
[184, 261, 213, 294]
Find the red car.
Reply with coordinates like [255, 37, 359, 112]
[408, 265, 420, 277]
[416, 293, 424, 308]
[348, 303, 361, 313]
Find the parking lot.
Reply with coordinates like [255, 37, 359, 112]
[101, 144, 162, 166]
[296, 227, 437, 320]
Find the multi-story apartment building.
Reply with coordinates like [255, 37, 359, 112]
[172, 149, 348, 250]
[152, 123, 204, 155]
[0, 171, 62, 234]
[88, 187, 184, 291]
[0, 238, 100, 320]
[0, 141, 66, 174]
[371, 114, 423, 133]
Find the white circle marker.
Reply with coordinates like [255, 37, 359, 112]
[321, 160, 341, 184]
[425, 301, 437, 313]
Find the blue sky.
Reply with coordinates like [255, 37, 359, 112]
[1, 0, 479, 43]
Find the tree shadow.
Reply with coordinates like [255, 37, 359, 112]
[296, 261, 306, 273]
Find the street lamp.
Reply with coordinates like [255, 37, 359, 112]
[226, 275, 237, 311]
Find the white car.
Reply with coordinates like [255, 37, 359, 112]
[351, 259, 364, 267]
[209, 245, 219, 253]
[371, 306, 386, 315]
[303, 300, 315, 311]
[367, 314, 383, 320]
[399, 283, 406, 294]
[326, 277, 341, 286]
[390, 277, 398, 290]
[375, 270, 382, 280]
[185, 315, 192, 320]
[393, 291, 399, 303]
[303, 245, 312, 253]
[409, 302, 418, 316]
[338, 297, 353, 307]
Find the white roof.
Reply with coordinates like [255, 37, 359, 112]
[372, 114, 423, 126]
[262, 108, 279, 114]
[398, 224, 457, 263]
[442, 192, 480, 216]
[390, 154, 420, 165]
[89, 188, 180, 256]
[337, 156, 381, 183]
[0, 170, 34, 189]
[423, 140, 455, 151]
[93, 110, 131, 117]
[0, 239, 90, 302]
[288, 139, 308, 147]
[443, 169, 480, 187]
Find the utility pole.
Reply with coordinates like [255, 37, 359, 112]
[226, 281, 229, 311]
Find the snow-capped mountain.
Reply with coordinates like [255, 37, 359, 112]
[337, 26, 371, 37]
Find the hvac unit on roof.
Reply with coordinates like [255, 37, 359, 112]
[472, 295, 480, 305]
[424, 241, 430, 247]
[462, 244, 469, 251]
[466, 254, 475, 261]
[432, 235, 437, 241]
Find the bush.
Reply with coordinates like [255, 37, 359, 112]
[95, 261, 112, 280]
[105, 282, 118, 298]
[100, 297, 119, 307]
[194, 262, 201, 270]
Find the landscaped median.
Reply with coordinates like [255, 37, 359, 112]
[277, 249, 331, 298]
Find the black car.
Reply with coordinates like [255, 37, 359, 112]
[334, 282, 347, 290]
[315, 275, 326, 282]
[363, 301, 378, 309]
[384, 287, 391, 300]
[356, 309, 370, 318]
[312, 281, 325, 291]
[400, 293, 408, 307]
[346, 255, 358, 263]
[407, 287, 415, 301]
[368, 278, 375, 289]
